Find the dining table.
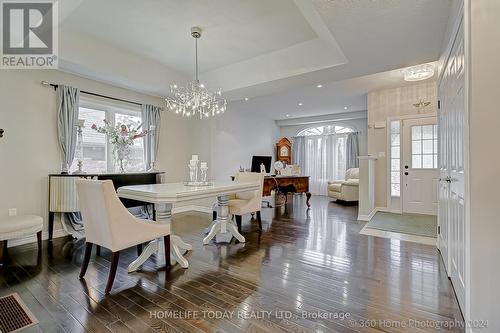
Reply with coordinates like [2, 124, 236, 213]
[117, 181, 260, 271]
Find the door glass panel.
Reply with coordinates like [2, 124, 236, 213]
[411, 124, 438, 169]
[391, 134, 400, 146]
[422, 140, 433, 154]
[423, 155, 434, 168]
[412, 155, 422, 168]
[391, 159, 400, 171]
[390, 120, 401, 197]
[412, 126, 422, 140]
[422, 125, 433, 139]
[391, 146, 400, 159]
[412, 141, 422, 154]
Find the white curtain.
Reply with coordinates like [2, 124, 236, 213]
[294, 134, 348, 195]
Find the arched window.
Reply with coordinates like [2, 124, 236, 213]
[297, 125, 354, 136]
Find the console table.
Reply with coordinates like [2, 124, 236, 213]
[48, 172, 165, 240]
[263, 176, 311, 207]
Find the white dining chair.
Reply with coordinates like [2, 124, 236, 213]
[76, 179, 171, 294]
[229, 172, 265, 233]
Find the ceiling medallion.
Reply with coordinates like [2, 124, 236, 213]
[165, 27, 227, 119]
[403, 63, 435, 82]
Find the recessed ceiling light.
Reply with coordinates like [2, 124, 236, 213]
[285, 114, 291, 118]
[316, 84, 323, 88]
[244, 97, 249, 101]
[298, 103, 303, 106]
[344, 106, 348, 110]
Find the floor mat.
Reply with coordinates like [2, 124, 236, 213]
[365, 212, 437, 238]
[0, 293, 38, 333]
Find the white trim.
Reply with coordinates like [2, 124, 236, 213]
[7, 229, 68, 248]
[6, 206, 213, 249]
[357, 206, 388, 221]
[359, 224, 437, 246]
[463, 0, 471, 327]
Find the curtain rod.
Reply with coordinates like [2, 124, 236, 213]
[41, 81, 164, 110]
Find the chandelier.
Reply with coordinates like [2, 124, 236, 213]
[165, 27, 227, 119]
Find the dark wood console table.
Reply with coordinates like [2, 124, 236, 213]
[263, 176, 311, 207]
[48, 172, 164, 240]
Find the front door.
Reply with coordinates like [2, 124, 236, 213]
[402, 117, 439, 215]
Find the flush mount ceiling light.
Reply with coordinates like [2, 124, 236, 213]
[298, 103, 303, 106]
[165, 27, 227, 119]
[403, 63, 435, 82]
[316, 84, 323, 88]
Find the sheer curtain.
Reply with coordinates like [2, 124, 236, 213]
[293, 134, 348, 195]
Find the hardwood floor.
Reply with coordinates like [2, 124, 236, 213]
[0, 195, 463, 332]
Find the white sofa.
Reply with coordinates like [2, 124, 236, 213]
[328, 168, 360, 202]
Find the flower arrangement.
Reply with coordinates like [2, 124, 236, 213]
[91, 119, 148, 172]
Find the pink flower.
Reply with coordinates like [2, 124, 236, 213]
[120, 125, 128, 133]
[91, 124, 97, 130]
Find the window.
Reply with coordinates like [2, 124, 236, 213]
[411, 124, 438, 169]
[70, 97, 145, 173]
[295, 125, 354, 195]
[297, 125, 354, 136]
[390, 121, 401, 197]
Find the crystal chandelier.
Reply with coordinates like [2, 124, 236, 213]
[165, 27, 227, 119]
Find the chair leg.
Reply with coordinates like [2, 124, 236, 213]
[256, 211, 262, 230]
[79, 242, 93, 279]
[96, 245, 101, 256]
[36, 231, 42, 252]
[235, 215, 242, 233]
[137, 244, 143, 256]
[105, 252, 120, 294]
[164, 235, 171, 268]
[0, 240, 4, 264]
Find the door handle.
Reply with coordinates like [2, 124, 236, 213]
[404, 172, 409, 176]
[439, 176, 452, 183]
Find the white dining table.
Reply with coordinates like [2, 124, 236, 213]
[117, 181, 260, 272]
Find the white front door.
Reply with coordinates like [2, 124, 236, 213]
[438, 16, 466, 311]
[401, 117, 439, 215]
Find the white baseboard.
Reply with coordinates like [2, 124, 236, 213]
[357, 207, 388, 222]
[6, 206, 212, 248]
[7, 228, 68, 248]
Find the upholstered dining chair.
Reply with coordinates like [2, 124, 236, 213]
[229, 172, 265, 233]
[76, 179, 171, 294]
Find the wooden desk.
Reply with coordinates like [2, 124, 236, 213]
[263, 176, 311, 207]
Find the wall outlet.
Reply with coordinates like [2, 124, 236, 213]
[8, 208, 17, 216]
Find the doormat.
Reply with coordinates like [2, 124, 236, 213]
[0, 293, 38, 332]
[365, 212, 437, 238]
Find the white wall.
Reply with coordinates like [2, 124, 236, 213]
[367, 82, 438, 209]
[0, 69, 192, 237]
[468, 1, 500, 331]
[191, 102, 280, 181]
